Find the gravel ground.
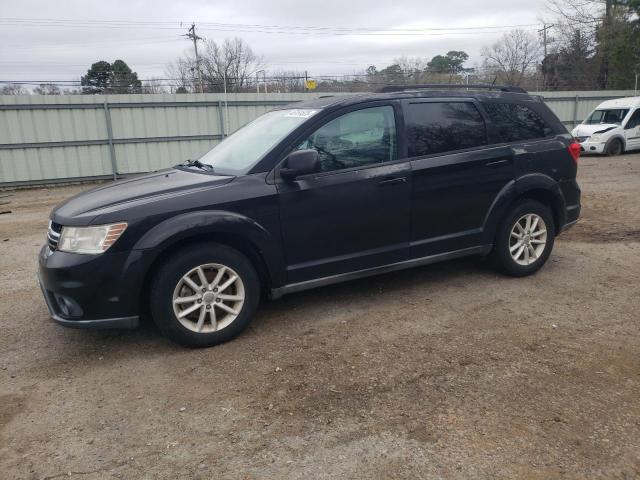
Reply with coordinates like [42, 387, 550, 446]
[1, 153, 639, 480]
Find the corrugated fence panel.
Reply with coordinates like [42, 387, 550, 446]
[0, 145, 113, 183]
[1, 90, 637, 186]
[531, 90, 637, 128]
[115, 139, 219, 174]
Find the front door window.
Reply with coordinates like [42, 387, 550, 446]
[295, 106, 397, 172]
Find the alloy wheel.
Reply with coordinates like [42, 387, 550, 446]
[509, 214, 547, 266]
[172, 263, 245, 333]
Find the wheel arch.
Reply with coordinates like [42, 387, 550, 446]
[482, 174, 566, 245]
[604, 135, 626, 153]
[134, 211, 286, 317]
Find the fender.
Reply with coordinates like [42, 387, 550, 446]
[603, 134, 626, 152]
[481, 173, 567, 244]
[132, 210, 286, 287]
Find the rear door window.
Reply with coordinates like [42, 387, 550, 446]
[483, 103, 554, 143]
[405, 102, 488, 157]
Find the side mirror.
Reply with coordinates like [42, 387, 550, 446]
[280, 149, 320, 181]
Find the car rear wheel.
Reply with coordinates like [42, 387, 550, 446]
[606, 138, 623, 156]
[150, 243, 260, 347]
[490, 200, 555, 277]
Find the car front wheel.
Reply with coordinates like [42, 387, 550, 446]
[491, 200, 555, 277]
[606, 138, 623, 156]
[150, 243, 260, 347]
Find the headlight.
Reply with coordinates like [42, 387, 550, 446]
[58, 223, 127, 254]
[590, 133, 601, 140]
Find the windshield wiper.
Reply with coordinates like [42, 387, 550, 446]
[180, 159, 214, 172]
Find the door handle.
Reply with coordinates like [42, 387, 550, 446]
[378, 177, 407, 186]
[485, 159, 509, 168]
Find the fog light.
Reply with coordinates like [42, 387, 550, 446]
[54, 294, 83, 318]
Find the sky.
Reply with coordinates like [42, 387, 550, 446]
[0, 0, 548, 87]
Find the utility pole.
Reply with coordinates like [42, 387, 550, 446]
[184, 23, 204, 93]
[600, 0, 613, 88]
[538, 23, 552, 89]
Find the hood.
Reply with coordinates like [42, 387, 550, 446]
[52, 168, 234, 224]
[572, 123, 620, 136]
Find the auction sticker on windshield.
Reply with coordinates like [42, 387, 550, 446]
[283, 109, 318, 118]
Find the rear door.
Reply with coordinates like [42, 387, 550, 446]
[404, 99, 514, 257]
[624, 109, 640, 151]
[276, 104, 412, 284]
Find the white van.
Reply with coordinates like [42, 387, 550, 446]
[571, 96, 640, 155]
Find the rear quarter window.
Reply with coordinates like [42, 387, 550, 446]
[483, 102, 554, 143]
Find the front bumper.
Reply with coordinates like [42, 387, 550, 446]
[578, 139, 606, 154]
[37, 245, 150, 329]
[38, 275, 138, 329]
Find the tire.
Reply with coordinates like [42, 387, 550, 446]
[606, 138, 623, 156]
[490, 200, 555, 277]
[150, 243, 260, 348]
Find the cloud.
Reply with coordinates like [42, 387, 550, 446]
[0, 0, 544, 83]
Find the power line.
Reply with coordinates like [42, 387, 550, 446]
[0, 17, 544, 36]
[0, 16, 542, 31]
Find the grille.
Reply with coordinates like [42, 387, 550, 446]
[47, 221, 62, 251]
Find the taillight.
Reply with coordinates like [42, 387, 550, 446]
[568, 141, 581, 164]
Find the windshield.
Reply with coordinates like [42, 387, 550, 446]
[198, 109, 319, 175]
[584, 108, 629, 125]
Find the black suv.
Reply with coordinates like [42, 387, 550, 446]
[38, 86, 581, 347]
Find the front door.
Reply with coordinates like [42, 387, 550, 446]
[624, 109, 640, 151]
[276, 105, 411, 285]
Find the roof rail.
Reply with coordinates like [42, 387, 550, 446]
[376, 84, 527, 94]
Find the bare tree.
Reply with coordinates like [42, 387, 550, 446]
[168, 37, 263, 92]
[267, 70, 305, 93]
[544, 0, 639, 88]
[33, 84, 62, 95]
[542, 27, 599, 89]
[141, 78, 168, 94]
[481, 29, 542, 86]
[1, 83, 28, 95]
[546, 0, 606, 24]
[165, 56, 197, 92]
[201, 38, 264, 92]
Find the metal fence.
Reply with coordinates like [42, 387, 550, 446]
[1, 90, 637, 187]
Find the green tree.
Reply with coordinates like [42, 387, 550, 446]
[603, 11, 640, 88]
[80, 61, 112, 94]
[427, 55, 451, 73]
[428, 51, 468, 72]
[546, 0, 640, 88]
[543, 29, 598, 90]
[80, 60, 141, 94]
[427, 51, 470, 81]
[110, 59, 142, 93]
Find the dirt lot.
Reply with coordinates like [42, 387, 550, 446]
[1, 153, 639, 480]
